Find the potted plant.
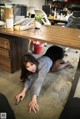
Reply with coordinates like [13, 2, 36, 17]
[35, 15, 43, 29]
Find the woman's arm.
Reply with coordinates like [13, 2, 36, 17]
[28, 57, 52, 113]
[16, 87, 27, 101]
[16, 80, 31, 103]
[15, 87, 27, 104]
[28, 95, 39, 113]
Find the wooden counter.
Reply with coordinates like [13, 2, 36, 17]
[0, 25, 80, 49]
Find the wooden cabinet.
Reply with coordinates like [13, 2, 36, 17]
[0, 34, 28, 73]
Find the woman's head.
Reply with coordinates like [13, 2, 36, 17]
[44, 45, 64, 63]
[22, 53, 39, 73]
[20, 53, 39, 81]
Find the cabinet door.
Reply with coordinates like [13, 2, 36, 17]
[0, 48, 10, 58]
[0, 37, 11, 72]
[0, 35, 28, 73]
[0, 37, 10, 49]
[0, 56, 11, 67]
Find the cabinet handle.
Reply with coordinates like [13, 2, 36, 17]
[9, 51, 11, 58]
[4, 42, 9, 49]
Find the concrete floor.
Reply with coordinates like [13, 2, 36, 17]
[0, 45, 80, 119]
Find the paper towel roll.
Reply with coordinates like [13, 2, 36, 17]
[5, 8, 13, 30]
[6, 18, 13, 28]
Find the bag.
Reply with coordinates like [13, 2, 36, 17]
[66, 16, 80, 29]
[59, 97, 80, 119]
[0, 93, 15, 119]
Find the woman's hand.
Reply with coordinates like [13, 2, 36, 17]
[16, 90, 26, 103]
[28, 95, 39, 113]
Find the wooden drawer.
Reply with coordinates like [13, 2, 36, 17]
[0, 48, 10, 58]
[0, 64, 11, 72]
[0, 56, 11, 67]
[0, 34, 28, 73]
[0, 37, 10, 49]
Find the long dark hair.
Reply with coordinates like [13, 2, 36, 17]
[20, 53, 39, 82]
[43, 45, 64, 63]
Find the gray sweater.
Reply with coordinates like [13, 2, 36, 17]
[24, 56, 52, 97]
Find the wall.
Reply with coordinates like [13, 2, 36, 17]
[0, 0, 45, 9]
[0, 0, 45, 18]
[27, 0, 45, 9]
[0, 0, 28, 5]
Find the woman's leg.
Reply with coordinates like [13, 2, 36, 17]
[51, 61, 73, 72]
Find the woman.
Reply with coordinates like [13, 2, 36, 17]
[16, 45, 71, 113]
